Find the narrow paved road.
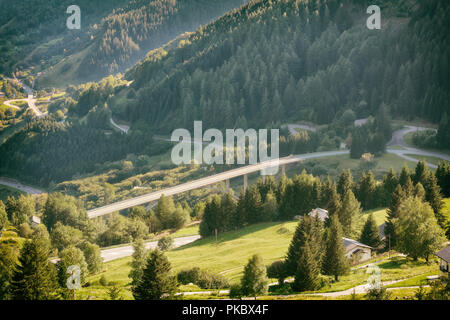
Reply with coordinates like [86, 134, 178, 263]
[387, 125, 449, 169]
[286, 123, 317, 134]
[3, 99, 25, 110]
[0, 177, 43, 194]
[4, 77, 46, 118]
[101, 235, 200, 262]
[110, 118, 129, 134]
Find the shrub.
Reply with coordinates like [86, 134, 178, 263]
[176, 267, 229, 289]
[157, 236, 173, 251]
[229, 284, 242, 299]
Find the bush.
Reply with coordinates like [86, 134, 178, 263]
[177, 267, 229, 289]
[229, 284, 242, 299]
[266, 260, 288, 286]
[177, 267, 202, 285]
[157, 236, 173, 251]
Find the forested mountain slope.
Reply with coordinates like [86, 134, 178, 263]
[1, 0, 249, 85]
[117, 0, 449, 132]
[1, 0, 449, 186]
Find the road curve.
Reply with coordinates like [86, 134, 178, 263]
[101, 235, 200, 262]
[0, 177, 43, 194]
[3, 99, 26, 110]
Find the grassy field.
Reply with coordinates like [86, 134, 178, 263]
[77, 208, 393, 300]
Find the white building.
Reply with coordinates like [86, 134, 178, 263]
[29, 215, 41, 227]
[343, 237, 373, 264]
[308, 208, 329, 222]
[434, 245, 450, 279]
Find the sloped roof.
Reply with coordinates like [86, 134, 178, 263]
[435, 245, 450, 263]
[308, 208, 329, 221]
[343, 237, 373, 251]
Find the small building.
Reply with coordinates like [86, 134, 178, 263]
[308, 208, 329, 222]
[434, 245, 450, 279]
[29, 215, 41, 227]
[343, 237, 373, 264]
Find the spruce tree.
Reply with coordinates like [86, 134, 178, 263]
[10, 236, 58, 300]
[413, 160, 429, 185]
[398, 165, 411, 187]
[384, 184, 405, 250]
[360, 213, 381, 248]
[322, 215, 349, 281]
[338, 190, 361, 238]
[414, 182, 426, 201]
[293, 240, 321, 292]
[436, 161, 450, 197]
[132, 249, 178, 300]
[403, 176, 414, 197]
[357, 171, 377, 210]
[423, 173, 445, 228]
[382, 168, 398, 204]
[0, 200, 8, 230]
[0, 244, 19, 299]
[241, 254, 269, 298]
[285, 215, 324, 276]
[337, 169, 354, 199]
[129, 238, 147, 288]
[327, 183, 342, 218]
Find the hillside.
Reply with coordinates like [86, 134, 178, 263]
[109, 0, 448, 133]
[1, 0, 449, 186]
[0, 0, 249, 86]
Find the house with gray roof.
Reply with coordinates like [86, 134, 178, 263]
[343, 237, 373, 264]
[434, 245, 450, 279]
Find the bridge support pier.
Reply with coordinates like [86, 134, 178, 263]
[281, 164, 286, 176]
[225, 179, 230, 191]
[243, 174, 248, 191]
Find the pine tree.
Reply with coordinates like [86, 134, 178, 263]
[10, 236, 58, 300]
[414, 182, 426, 201]
[293, 240, 321, 292]
[423, 173, 445, 228]
[357, 171, 377, 210]
[327, 183, 342, 218]
[338, 190, 361, 238]
[360, 213, 381, 248]
[436, 161, 450, 197]
[128, 238, 147, 288]
[382, 168, 398, 204]
[337, 169, 354, 199]
[413, 160, 429, 185]
[241, 254, 268, 298]
[132, 249, 178, 300]
[322, 215, 349, 281]
[285, 215, 324, 275]
[398, 165, 411, 187]
[384, 184, 405, 250]
[403, 176, 414, 197]
[0, 244, 19, 299]
[0, 200, 8, 230]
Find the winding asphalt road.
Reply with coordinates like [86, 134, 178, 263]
[386, 125, 450, 169]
